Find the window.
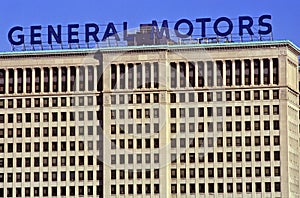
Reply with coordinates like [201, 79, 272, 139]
[208, 153, 214, 162]
[273, 90, 279, 99]
[255, 136, 261, 146]
[170, 93, 176, 103]
[179, 108, 185, 118]
[207, 92, 213, 102]
[226, 107, 232, 116]
[246, 183, 252, 192]
[274, 120, 280, 130]
[170, 109, 176, 118]
[236, 183, 243, 192]
[245, 121, 251, 131]
[274, 151, 280, 160]
[198, 138, 204, 147]
[208, 183, 214, 193]
[254, 90, 260, 100]
[111, 185, 116, 195]
[154, 108, 159, 118]
[236, 167, 242, 177]
[198, 92, 204, 102]
[245, 152, 251, 161]
[236, 152, 242, 161]
[265, 167, 271, 177]
[235, 91, 241, 101]
[263, 90, 269, 99]
[189, 93, 194, 102]
[256, 182, 261, 192]
[273, 105, 279, 114]
[274, 167, 280, 176]
[264, 136, 270, 146]
[0, 70, 5, 94]
[208, 138, 213, 147]
[254, 106, 260, 115]
[217, 107, 222, 116]
[207, 107, 213, 117]
[0, 100, 4, 109]
[217, 168, 223, 178]
[217, 122, 223, 132]
[245, 106, 251, 115]
[264, 121, 270, 130]
[236, 122, 241, 131]
[227, 168, 232, 177]
[216, 92, 222, 101]
[0, 114, 4, 123]
[235, 107, 241, 116]
[217, 138, 223, 147]
[189, 108, 194, 117]
[263, 105, 270, 115]
[255, 152, 261, 161]
[274, 136, 280, 145]
[275, 182, 281, 192]
[227, 183, 233, 193]
[226, 91, 231, 101]
[136, 94, 142, 103]
[8, 99, 13, 108]
[8, 114, 13, 123]
[226, 122, 232, 131]
[180, 153, 186, 163]
[264, 182, 271, 192]
[226, 137, 232, 146]
[255, 167, 261, 177]
[180, 169, 186, 178]
[245, 91, 251, 100]
[180, 138, 185, 148]
[199, 183, 205, 193]
[254, 121, 260, 130]
[227, 152, 232, 162]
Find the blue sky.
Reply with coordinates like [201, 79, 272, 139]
[1, 0, 300, 51]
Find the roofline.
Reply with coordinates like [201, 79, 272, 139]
[0, 40, 299, 57]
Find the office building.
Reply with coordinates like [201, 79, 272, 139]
[0, 40, 299, 197]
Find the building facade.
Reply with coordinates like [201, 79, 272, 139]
[0, 40, 299, 197]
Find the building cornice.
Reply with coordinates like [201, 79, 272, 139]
[0, 40, 299, 59]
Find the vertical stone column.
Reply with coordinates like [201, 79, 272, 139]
[176, 63, 180, 88]
[204, 61, 208, 87]
[213, 61, 217, 87]
[232, 60, 236, 86]
[251, 59, 255, 85]
[58, 66, 62, 93]
[260, 59, 264, 85]
[195, 62, 199, 87]
[40, 68, 44, 93]
[93, 66, 97, 91]
[222, 61, 226, 86]
[241, 60, 245, 85]
[32, 68, 35, 93]
[115, 64, 121, 89]
[67, 67, 71, 92]
[5, 70, 9, 94]
[141, 63, 145, 89]
[49, 67, 53, 92]
[14, 69, 17, 94]
[133, 64, 137, 89]
[23, 68, 26, 93]
[125, 64, 129, 89]
[85, 66, 89, 91]
[270, 58, 273, 85]
[186, 62, 189, 87]
[76, 67, 79, 92]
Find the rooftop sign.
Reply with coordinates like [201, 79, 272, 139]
[7, 15, 272, 51]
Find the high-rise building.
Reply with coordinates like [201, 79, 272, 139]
[0, 40, 299, 197]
